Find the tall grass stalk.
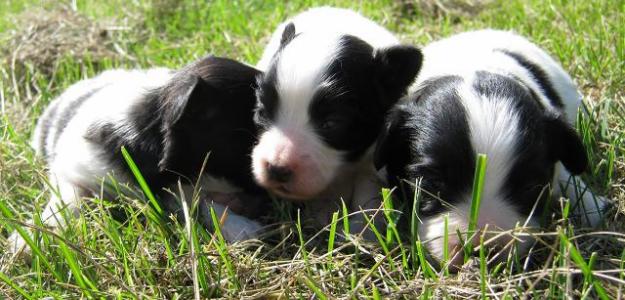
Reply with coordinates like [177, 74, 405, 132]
[465, 153, 487, 261]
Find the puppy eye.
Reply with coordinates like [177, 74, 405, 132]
[320, 119, 339, 130]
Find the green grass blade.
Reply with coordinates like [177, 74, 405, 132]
[341, 200, 350, 236]
[57, 239, 97, 297]
[0, 200, 63, 282]
[299, 276, 327, 300]
[479, 231, 488, 300]
[443, 213, 450, 276]
[466, 153, 487, 261]
[372, 283, 381, 300]
[120, 146, 162, 215]
[411, 178, 422, 273]
[121, 146, 174, 264]
[468, 153, 488, 234]
[209, 206, 240, 291]
[416, 239, 436, 279]
[362, 212, 396, 272]
[295, 209, 310, 271]
[0, 271, 34, 300]
[560, 232, 609, 300]
[327, 211, 339, 259]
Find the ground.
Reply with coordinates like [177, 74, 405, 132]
[0, 0, 623, 298]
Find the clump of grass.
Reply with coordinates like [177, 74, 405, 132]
[0, 6, 119, 78]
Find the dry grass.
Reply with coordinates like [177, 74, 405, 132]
[396, 0, 496, 20]
[1, 6, 117, 77]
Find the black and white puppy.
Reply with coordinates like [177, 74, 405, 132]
[375, 30, 607, 263]
[9, 56, 268, 253]
[252, 7, 422, 234]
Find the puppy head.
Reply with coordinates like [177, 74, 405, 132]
[375, 72, 587, 263]
[252, 23, 422, 200]
[158, 56, 262, 191]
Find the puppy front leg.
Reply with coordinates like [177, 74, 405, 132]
[8, 176, 83, 256]
[203, 201, 264, 242]
[195, 193, 264, 243]
[301, 171, 384, 241]
[162, 185, 265, 243]
[348, 170, 385, 241]
[554, 164, 608, 227]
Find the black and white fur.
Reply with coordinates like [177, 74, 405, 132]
[375, 30, 607, 263]
[252, 7, 422, 234]
[9, 56, 269, 253]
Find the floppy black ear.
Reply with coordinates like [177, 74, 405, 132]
[374, 107, 407, 170]
[373, 45, 423, 107]
[545, 115, 588, 175]
[159, 76, 215, 171]
[280, 22, 296, 47]
[161, 76, 215, 126]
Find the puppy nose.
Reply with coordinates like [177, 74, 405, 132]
[267, 164, 292, 183]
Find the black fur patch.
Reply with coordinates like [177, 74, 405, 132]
[308, 36, 422, 161]
[497, 49, 564, 108]
[381, 76, 475, 216]
[85, 99, 165, 187]
[280, 22, 297, 48]
[87, 56, 268, 198]
[254, 66, 279, 129]
[309, 35, 384, 161]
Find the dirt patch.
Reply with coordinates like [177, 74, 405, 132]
[395, 0, 495, 21]
[0, 6, 120, 77]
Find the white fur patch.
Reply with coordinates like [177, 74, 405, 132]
[457, 81, 521, 209]
[413, 29, 580, 121]
[257, 6, 399, 71]
[420, 202, 535, 265]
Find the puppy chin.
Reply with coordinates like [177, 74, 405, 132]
[419, 203, 537, 269]
[253, 169, 331, 201]
[269, 188, 314, 202]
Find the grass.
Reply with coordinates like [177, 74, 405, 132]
[0, 0, 623, 298]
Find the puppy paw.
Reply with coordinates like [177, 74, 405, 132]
[219, 212, 264, 243]
[5, 231, 33, 261]
[573, 193, 610, 228]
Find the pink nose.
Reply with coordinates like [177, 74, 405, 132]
[266, 163, 293, 183]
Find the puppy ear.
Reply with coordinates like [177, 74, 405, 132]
[280, 22, 296, 47]
[374, 107, 407, 170]
[373, 45, 423, 107]
[545, 115, 588, 175]
[159, 76, 215, 171]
